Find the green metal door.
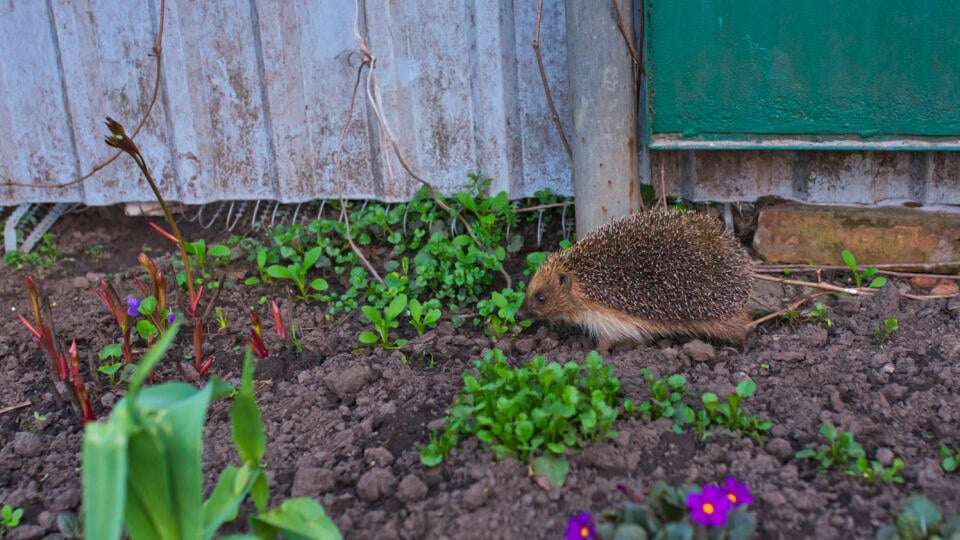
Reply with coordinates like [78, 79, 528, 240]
[645, 1, 960, 149]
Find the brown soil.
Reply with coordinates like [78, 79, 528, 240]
[1, 205, 958, 539]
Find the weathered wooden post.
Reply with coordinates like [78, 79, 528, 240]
[564, 0, 641, 235]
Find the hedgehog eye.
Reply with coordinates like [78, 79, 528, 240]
[536, 294, 546, 303]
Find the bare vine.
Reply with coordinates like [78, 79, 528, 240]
[533, 0, 572, 161]
[344, 0, 513, 288]
[1, 0, 167, 191]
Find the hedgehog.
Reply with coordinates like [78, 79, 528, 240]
[518, 210, 752, 350]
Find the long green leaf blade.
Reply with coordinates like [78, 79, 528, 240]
[82, 418, 129, 540]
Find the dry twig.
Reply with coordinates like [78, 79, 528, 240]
[1, 0, 167, 191]
[533, 0, 572, 161]
[0, 400, 32, 416]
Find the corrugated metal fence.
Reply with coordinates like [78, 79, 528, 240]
[1, 1, 959, 207]
[0, 1, 571, 205]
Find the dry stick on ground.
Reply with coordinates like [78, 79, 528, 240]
[753, 273, 880, 296]
[533, 0, 572, 161]
[1, 0, 167, 191]
[755, 261, 960, 279]
[349, 0, 512, 288]
[0, 400, 31, 416]
[748, 291, 831, 329]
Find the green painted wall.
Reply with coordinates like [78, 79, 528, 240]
[646, 1, 960, 144]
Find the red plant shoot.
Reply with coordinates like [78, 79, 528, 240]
[271, 300, 286, 339]
[246, 311, 269, 359]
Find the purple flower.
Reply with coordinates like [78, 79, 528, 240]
[167, 312, 177, 324]
[687, 485, 733, 528]
[722, 477, 753, 507]
[565, 511, 596, 540]
[126, 297, 141, 317]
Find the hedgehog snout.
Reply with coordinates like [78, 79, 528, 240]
[516, 295, 540, 321]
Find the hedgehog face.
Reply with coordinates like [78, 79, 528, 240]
[519, 264, 579, 322]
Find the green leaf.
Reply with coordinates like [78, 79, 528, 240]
[310, 278, 329, 292]
[303, 247, 323, 271]
[358, 332, 380, 345]
[735, 380, 757, 398]
[128, 322, 181, 395]
[135, 319, 159, 341]
[99, 343, 124, 360]
[841, 249, 856, 271]
[869, 276, 888, 288]
[232, 350, 266, 464]
[201, 465, 257, 537]
[248, 497, 343, 540]
[386, 294, 408, 321]
[209, 245, 232, 258]
[266, 265, 295, 280]
[897, 495, 941, 536]
[360, 306, 382, 326]
[515, 419, 534, 442]
[139, 295, 158, 315]
[82, 419, 129, 540]
[531, 455, 569, 487]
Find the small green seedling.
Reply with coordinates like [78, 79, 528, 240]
[1, 504, 24, 534]
[875, 318, 899, 343]
[359, 294, 409, 349]
[630, 369, 692, 433]
[408, 298, 441, 336]
[848, 456, 904, 485]
[214, 307, 229, 332]
[780, 308, 800, 328]
[808, 302, 833, 328]
[841, 249, 887, 288]
[182, 239, 232, 278]
[697, 380, 772, 443]
[941, 445, 960, 473]
[97, 343, 127, 385]
[476, 287, 530, 339]
[265, 246, 329, 301]
[876, 495, 960, 540]
[796, 423, 865, 471]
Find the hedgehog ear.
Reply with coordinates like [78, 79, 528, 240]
[558, 272, 570, 290]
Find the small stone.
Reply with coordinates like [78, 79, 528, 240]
[6, 524, 45, 540]
[323, 366, 374, 398]
[395, 474, 429, 503]
[462, 482, 488, 510]
[682, 339, 716, 362]
[875, 447, 895, 467]
[13, 432, 42, 457]
[71, 276, 91, 289]
[910, 276, 938, 289]
[356, 468, 397, 502]
[290, 467, 336, 496]
[364, 447, 395, 467]
[100, 392, 117, 408]
[766, 437, 794, 462]
[932, 280, 960, 296]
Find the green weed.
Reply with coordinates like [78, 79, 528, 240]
[695, 380, 772, 443]
[941, 445, 960, 473]
[358, 294, 409, 349]
[841, 249, 887, 289]
[627, 369, 693, 433]
[877, 495, 960, 540]
[420, 349, 620, 486]
[796, 423, 865, 471]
